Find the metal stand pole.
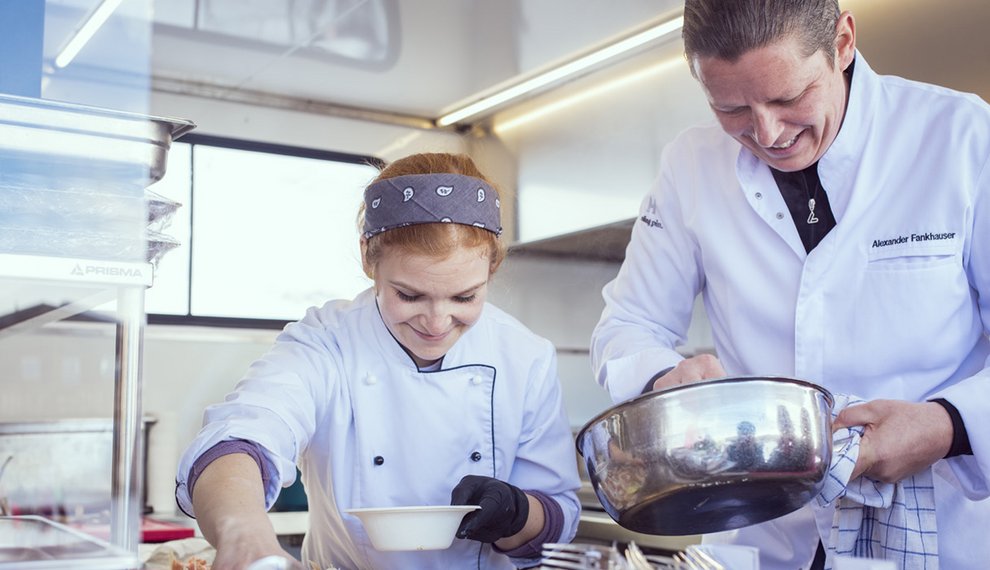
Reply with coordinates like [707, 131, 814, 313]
[111, 286, 146, 556]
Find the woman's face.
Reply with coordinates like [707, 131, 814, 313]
[374, 245, 490, 368]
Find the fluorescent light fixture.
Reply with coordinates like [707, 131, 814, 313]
[494, 56, 684, 134]
[54, 0, 125, 69]
[436, 14, 683, 127]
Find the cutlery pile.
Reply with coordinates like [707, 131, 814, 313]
[539, 542, 728, 570]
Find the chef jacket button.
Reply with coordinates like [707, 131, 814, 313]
[470, 451, 482, 462]
[364, 374, 377, 386]
[775, 212, 784, 220]
[373, 455, 384, 466]
[471, 375, 483, 385]
[755, 192, 763, 199]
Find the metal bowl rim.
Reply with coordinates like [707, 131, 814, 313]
[575, 375, 834, 456]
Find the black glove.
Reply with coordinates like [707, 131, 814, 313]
[449, 475, 530, 543]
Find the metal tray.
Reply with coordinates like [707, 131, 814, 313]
[0, 93, 195, 187]
[0, 515, 138, 569]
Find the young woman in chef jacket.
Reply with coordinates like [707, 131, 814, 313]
[175, 153, 581, 570]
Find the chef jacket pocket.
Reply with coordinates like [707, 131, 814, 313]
[831, 240, 971, 384]
[865, 242, 959, 269]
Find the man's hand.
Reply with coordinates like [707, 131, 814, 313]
[651, 354, 726, 391]
[834, 399, 953, 483]
[450, 475, 529, 543]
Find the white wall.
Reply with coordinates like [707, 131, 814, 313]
[140, 325, 279, 514]
[490, 252, 714, 431]
[492, 41, 714, 242]
[490, 254, 621, 431]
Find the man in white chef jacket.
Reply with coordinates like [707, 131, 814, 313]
[591, 0, 990, 568]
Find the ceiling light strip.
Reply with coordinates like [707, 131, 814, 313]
[54, 0, 125, 69]
[494, 56, 684, 134]
[436, 15, 683, 127]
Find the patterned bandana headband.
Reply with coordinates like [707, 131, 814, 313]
[362, 173, 503, 239]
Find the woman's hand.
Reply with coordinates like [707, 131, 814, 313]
[449, 475, 544, 550]
[834, 399, 953, 483]
[450, 475, 529, 542]
[209, 521, 302, 570]
[651, 354, 726, 391]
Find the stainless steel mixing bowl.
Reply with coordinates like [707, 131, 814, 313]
[576, 376, 833, 536]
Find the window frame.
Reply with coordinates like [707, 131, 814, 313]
[146, 133, 383, 329]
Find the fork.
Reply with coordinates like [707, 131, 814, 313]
[540, 542, 631, 570]
[541, 543, 605, 569]
[624, 542, 655, 570]
[674, 546, 726, 570]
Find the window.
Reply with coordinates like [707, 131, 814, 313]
[145, 135, 379, 325]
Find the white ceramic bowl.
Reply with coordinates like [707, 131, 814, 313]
[345, 505, 481, 551]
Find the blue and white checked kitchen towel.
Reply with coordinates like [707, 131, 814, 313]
[815, 394, 939, 569]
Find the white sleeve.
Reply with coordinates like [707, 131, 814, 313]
[591, 147, 705, 402]
[932, 149, 990, 499]
[175, 306, 340, 515]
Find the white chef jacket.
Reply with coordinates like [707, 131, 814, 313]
[176, 288, 581, 570]
[591, 52, 990, 569]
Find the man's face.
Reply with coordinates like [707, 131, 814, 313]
[693, 25, 855, 172]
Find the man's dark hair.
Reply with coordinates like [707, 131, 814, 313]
[682, 0, 841, 74]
